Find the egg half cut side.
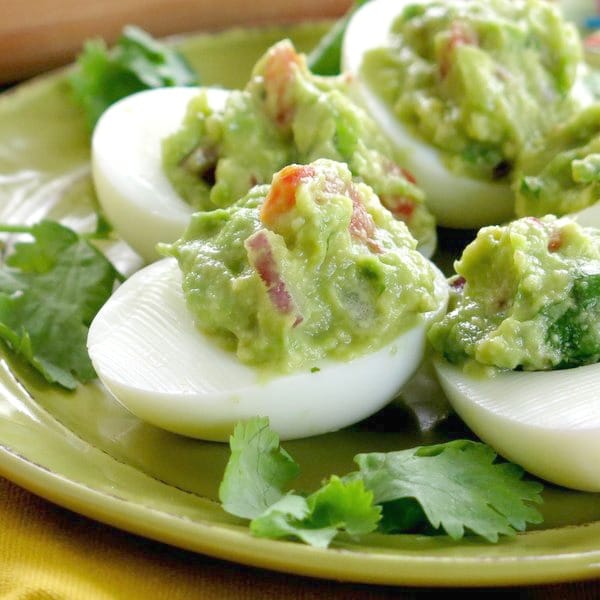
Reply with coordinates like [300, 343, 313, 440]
[92, 87, 229, 263]
[87, 258, 448, 442]
[342, 0, 593, 229]
[434, 357, 600, 492]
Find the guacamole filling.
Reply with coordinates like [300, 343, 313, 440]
[162, 40, 436, 252]
[515, 103, 600, 217]
[361, 0, 582, 181]
[429, 216, 600, 371]
[162, 159, 441, 372]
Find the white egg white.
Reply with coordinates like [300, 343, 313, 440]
[342, 0, 593, 229]
[573, 201, 600, 229]
[87, 258, 448, 442]
[92, 87, 229, 263]
[434, 357, 600, 492]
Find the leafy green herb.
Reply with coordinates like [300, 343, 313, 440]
[308, 0, 371, 75]
[546, 271, 600, 368]
[251, 477, 380, 548]
[219, 418, 544, 547]
[0, 220, 122, 389]
[355, 441, 544, 542]
[218, 417, 300, 519]
[70, 25, 199, 128]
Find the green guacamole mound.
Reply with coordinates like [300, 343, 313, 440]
[515, 103, 600, 217]
[429, 216, 600, 371]
[163, 159, 442, 372]
[361, 0, 582, 181]
[162, 40, 435, 253]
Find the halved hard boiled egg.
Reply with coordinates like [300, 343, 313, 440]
[87, 258, 448, 442]
[342, 0, 514, 229]
[92, 87, 229, 263]
[434, 358, 600, 491]
[574, 202, 600, 229]
[342, 0, 593, 229]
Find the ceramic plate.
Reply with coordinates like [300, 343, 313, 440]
[0, 22, 599, 588]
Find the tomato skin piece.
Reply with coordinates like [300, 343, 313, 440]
[548, 229, 563, 253]
[262, 163, 381, 253]
[261, 164, 316, 225]
[245, 229, 302, 325]
[439, 21, 478, 78]
[263, 42, 304, 128]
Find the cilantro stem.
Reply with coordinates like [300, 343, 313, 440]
[0, 224, 34, 234]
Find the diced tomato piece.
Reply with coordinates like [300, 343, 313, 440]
[399, 167, 417, 185]
[548, 229, 563, 253]
[384, 159, 418, 185]
[348, 184, 382, 253]
[439, 21, 477, 78]
[245, 230, 302, 325]
[450, 275, 466, 291]
[261, 164, 316, 225]
[383, 195, 416, 221]
[263, 42, 304, 128]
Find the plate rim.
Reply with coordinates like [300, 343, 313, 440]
[1, 442, 599, 587]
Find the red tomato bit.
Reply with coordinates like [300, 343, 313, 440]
[245, 230, 303, 325]
[261, 164, 316, 225]
[263, 42, 304, 128]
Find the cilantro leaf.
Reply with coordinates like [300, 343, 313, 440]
[355, 440, 544, 542]
[70, 25, 199, 128]
[308, 0, 371, 75]
[218, 417, 300, 519]
[250, 477, 381, 548]
[219, 419, 544, 547]
[0, 221, 121, 389]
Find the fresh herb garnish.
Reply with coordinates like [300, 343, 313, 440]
[250, 476, 381, 548]
[307, 0, 371, 76]
[219, 418, 544, 547]
[0, 220, 122, 389]
[219, 417, 299, 519]
[70, 25, 199, 128]
[355, 441, 544, 542]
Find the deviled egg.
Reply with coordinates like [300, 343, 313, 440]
[429, 216, 600, 490]
[88, 159, 448, 441]
[92, 86, 229, 262]
[93, 41, 437, 260]
[342, 0, 590, 228]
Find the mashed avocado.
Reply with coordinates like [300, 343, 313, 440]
[429, 216, 600, 371]
[162, 159, 442, 371]
[162, 40, 436, 253]
[515, 103, 600, 217]
[361, 0, 582, 181]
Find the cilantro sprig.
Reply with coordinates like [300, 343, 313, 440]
[0, 220, 122, 389]
[219, 418, 544, 547]
[308, 0, 371, 75]
[70, 25, 199, 128]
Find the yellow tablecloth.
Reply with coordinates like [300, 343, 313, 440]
[1, 477, 598, 600]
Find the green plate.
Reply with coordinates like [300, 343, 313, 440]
[0, 23, 599, 588]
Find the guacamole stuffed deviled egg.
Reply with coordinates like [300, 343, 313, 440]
[92, 41, 437, 262]
[430, 216, 600, 491]
[88, 159, 448, 442]
[342, 0, 590, 228]
[92, 86, 230, 262]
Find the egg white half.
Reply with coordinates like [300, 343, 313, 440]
[88, 258, 448, 442]
[342, 0, 514, 229]
[434, 357, 600, 491]
[342, 0, 594, 229]
[573, 201, 600, 229]
[92, 87, 229, 263]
